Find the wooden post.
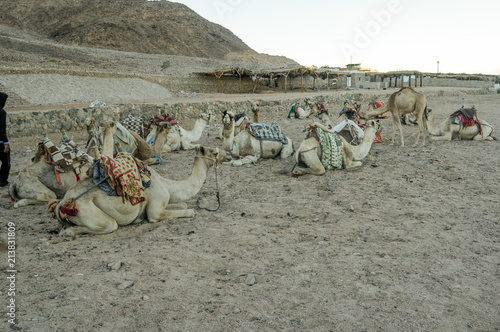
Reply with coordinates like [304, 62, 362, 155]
[284, 72, 289, 93]
[420, 73, 423, 87]
[409, 74, 412, 87]
[215, 72, 223, 93]
[327, 73, 330, 91]
[389, 76, 392, 87]
[394, 76, 398, 87]
[300, 69, 304, 92]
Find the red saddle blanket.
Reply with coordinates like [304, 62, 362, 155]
[100, 152, 147, 205]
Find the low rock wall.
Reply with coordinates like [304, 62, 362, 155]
[6, 89, 493, 138]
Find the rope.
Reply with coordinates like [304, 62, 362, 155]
[196, 157, 221, 212]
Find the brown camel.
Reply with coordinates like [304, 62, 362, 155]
[358, 87, 428, 146]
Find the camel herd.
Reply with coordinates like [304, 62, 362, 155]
[8, 87, 496, 236]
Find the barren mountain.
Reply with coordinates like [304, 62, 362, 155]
[0, 0, 253, 59]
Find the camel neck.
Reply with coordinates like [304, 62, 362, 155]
[161, 156, 210, 203]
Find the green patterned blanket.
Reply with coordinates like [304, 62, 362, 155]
[315, 127, 343, 170]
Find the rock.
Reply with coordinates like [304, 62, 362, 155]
[107, 261, 122, 271]
[117, 281, 135, 290]
[142, 295, 149, 301]
[245, 274, 256, 286]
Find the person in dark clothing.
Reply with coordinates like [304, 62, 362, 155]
[0, 92, 10, 187]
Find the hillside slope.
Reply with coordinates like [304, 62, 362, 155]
[0, 0, 253, 59]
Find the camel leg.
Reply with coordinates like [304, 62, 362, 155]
[430, 132, 453, 141]
[12, 180, 58, 208]
[59, 207, 119, 236]
[166, 203, 188, 210]
[342, 145, 362, 169]
[292, 147, 325, 176]
[146, 200, 195, 222]
[229, 155, 260, 166]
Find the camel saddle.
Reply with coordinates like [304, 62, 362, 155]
[450, 108, 478, 128]
[288, 103, 304, 118]
[122, 114, 145, 138]
[246, 121, 289, 144]
[308, 127, 343, 170]
[43, 138, 91, 175]
[96, 151, 150, 205]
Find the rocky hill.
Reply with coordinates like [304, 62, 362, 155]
[0, 0, 253, 59]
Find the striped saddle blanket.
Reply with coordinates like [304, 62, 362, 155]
[246, 121, 288, 144]
[43, 138, 90, 174]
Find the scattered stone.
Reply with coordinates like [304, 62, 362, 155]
[117, 281, 135, 290]
[245, 274, 256, 286]
[69, 297, 79, 301]
[107, 261, 122, 271]
[142, 295, 150, 301]
[287, 212, 293, 217]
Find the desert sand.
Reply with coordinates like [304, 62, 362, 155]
[1, 89, 499, 331]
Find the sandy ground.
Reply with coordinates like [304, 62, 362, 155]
[1, 90, 500, 331]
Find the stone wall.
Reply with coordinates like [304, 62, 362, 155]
[6, 88, 494, 138]
[6, 94, 371, 137]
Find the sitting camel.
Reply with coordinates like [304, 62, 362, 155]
[358, 87, 428, 146]
[426, 108, 494, 141]
[222, 111, 294, 166]
[146, 113, 211, 152]
[88, 121, 164, 165]
[9, 134, 93, 208]
[292, 120, 381, 176]
[316, 108, 365, 145]
[288, 98, 320, 119]
[49, 146, 226, 236]
[217, 102, 261, 140]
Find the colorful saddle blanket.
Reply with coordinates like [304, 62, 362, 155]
[122, 115, 145, 138]
[246, 121, 289, 144]
[450, 108, 477, 128]
[97, 151, 151, 205]
[43, 138, 91, 174]
[288, 103, 304, 118]
[310, 127, 343, 170]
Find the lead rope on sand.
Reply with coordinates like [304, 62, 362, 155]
[197, 160, 221, 212]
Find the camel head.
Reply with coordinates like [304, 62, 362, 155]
[199, 112, 212, 123]
[101, 121, 117, 136]
[152, 121, 172, 149]
[365, 119, 381, 133]
[31, 142, 46, 163]
[222, 111, 235, 128]
[195, 146, 227, 167]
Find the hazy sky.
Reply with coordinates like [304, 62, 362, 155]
[171, 0, 499, 75]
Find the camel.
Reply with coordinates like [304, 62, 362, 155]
[425, 108, 494, 141]
[216, 102, 261, 140]
[50, 145, 226, 236]
[288, 98, 320, 119]
[292, 120, 381, 176]
[87, 120, 166, 164]
[358, 87, 428, 146]
[146, 113, 211, 152]
[316, 108, 365, 145]
[361, 101, 388, 118]
[222, 111, 294, 166]
[9, 134, 93, 208]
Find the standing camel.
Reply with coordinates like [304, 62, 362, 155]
[358, 87, 428, 146]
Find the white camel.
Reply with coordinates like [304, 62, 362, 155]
[426, 108, 494, 141]
[292, 120, 381, 176]
[358, 87, 428, 146]
[146, 113, 211, 152]
[222, 111, 294, 166]
[50, 146, 226, 236]
[9, 135, 93, 208]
